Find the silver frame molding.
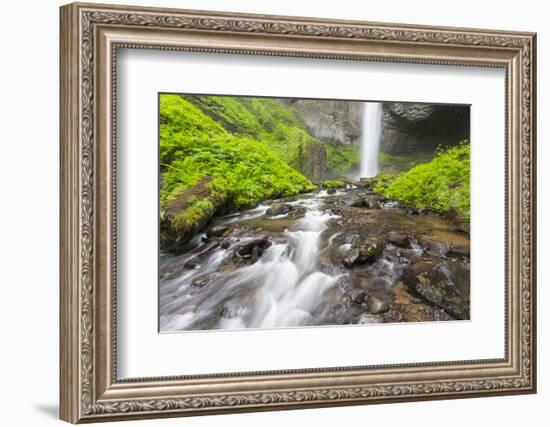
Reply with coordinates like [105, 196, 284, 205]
[60, 2, 537, 423]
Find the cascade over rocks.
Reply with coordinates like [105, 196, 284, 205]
[234, 237, 272, 261]
[266, 203, 293, 216]
[160, 185, 470, 331]
[158, 95, 471, 332]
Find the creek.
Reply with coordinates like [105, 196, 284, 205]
[160, 186, 470, 332]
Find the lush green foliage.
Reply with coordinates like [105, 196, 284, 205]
[375, 142, 470, 219]
[325, 144, 360, 174]
[368, 172, 398, 190]
[172, 198, 215, 231]
[322, 179, 346, 189]
[184, 95, 314, 170]
[185, 95, 359, 175]
[378, 151, 433, 172]
[160, 94, 315, 213]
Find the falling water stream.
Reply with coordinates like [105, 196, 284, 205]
[359, 102, 383, 178]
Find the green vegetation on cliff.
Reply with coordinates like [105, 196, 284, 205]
[378, 151, 433, 172]
[161, 94, 315, 208]
[160, 95, 319, 251]
[185, 95, 359, 177]
[325, 144, 360, 174]
[375, 141, 470, 220]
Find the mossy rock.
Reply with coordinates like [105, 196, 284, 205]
[322, 179, 346, 189]
[342, 238, 385, 268]
[402, 259, 470, 320]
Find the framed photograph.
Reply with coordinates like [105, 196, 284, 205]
[60, 2, 537, 423]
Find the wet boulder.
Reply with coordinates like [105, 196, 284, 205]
[366, 295, 390, 314]
[419, 239, 448, 257]
[349, 194, 380, 209]
[406, 206, 420, 215]
[402, 259, 470, 320]
[160, 176, 226, 254]
[220, 238, 239, 249]
[349, 197, 368, 208]
[357, 314, 383, 324]
[266, 203, 293, 217]
[364, 195, 381, 209]
[318, 253, 346, 276]
[287, 206, 307, 219]
[342, 233, 360, 245]
[352, 291, 368, 307]
[387, 231, 411, 248]
[183, 260, 199, 270]
[342, 239, 385, 268]
[335, 276, 356, 293]
[342, 248, 362, 268]
[191, 275, 214, 288]
[358, 177, 376, 191]
[234, 237, 272, 261]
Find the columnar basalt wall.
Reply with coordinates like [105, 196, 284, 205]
[380, 103, 470, 155]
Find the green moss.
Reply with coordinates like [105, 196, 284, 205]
[322, 179, 346, 189]
[325, 144, 360, 174]
[367, 172, 398, 190]
[184, 95, 263, 136]
[184, 95, 317, 172]
[378, 151, 433, 172]
[172, 199, 215, 232]
[160, 94, 316, 234]
[160, 94, 227, 171]
[375, 141, 470, 220]
[185, 95, 359, 176]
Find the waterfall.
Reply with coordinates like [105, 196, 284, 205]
[359, 102, 383, 178]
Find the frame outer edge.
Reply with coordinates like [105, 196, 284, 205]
[59, 2, 537, 422]
[60, 3, 81, 424]
[529, 33, 537, 393]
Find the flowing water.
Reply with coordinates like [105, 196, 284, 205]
[359, 102, 383, 178]
[160, 193, 345, 331]
[159, 188, 470, 332]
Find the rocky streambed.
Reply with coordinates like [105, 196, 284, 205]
[159, 186, 470, 332]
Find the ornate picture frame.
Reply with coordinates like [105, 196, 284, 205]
[60, 2, 536, 423]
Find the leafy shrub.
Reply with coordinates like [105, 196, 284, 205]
[369, 172, 398, 190]
[375, 141, 470, 220]
[185, 95, 359, 175]
[325, 144, 360, 174]
[160, 94, 315, 218]
[322, 179, 346, 189]
[378, 151, 433, 172]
